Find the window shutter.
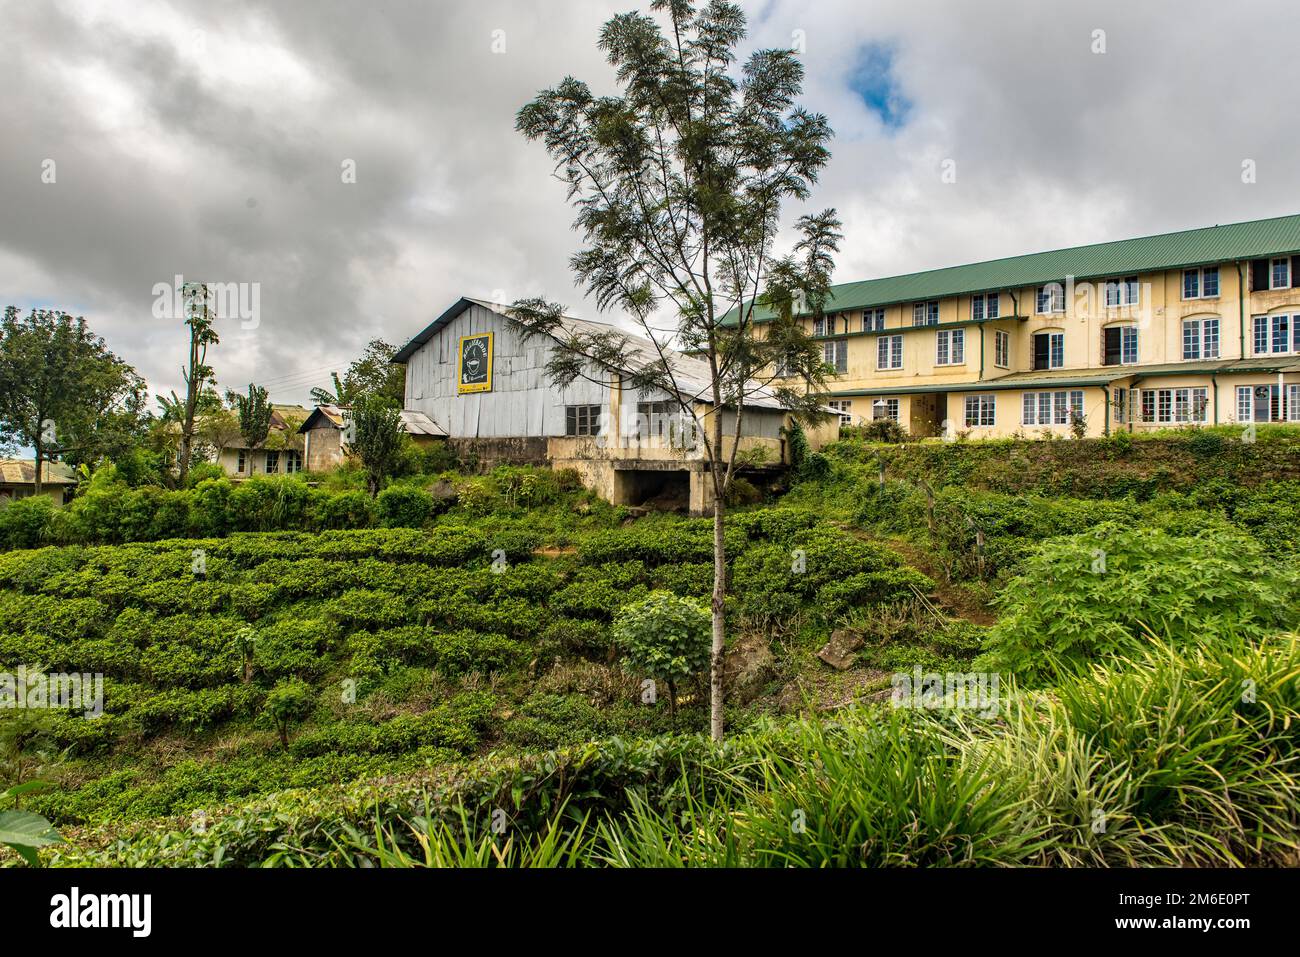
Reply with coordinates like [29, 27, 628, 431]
[1252, 259, 1269, 291]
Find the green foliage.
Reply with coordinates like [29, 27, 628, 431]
[227, 383, 273, 452]
[44, 630, 1300, 868]
[730, 527, 930, 624]
[375, 485, 433, 528]
[850, 418, 908, 443]
[0, 305, 147, 481]
[613, 591, 710, 716]
[980, 523, 1300, 679]
[312, 489, 374, 530]
[346, 396, 404, 496]
[0, 497, 57, 551]
[263, 678, 315, 748]
[0, 784, 62, 866]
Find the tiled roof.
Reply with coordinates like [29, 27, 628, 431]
[0, 459, 78, 485]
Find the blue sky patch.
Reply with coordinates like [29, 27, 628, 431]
[849, 42, 911, 130]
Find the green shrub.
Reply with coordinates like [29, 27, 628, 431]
[376, 486, 434, 528]
[612, 590, 711, 716]
[312, 490, 374, 530]
[263, 678, 316, 748]
[979, 523, 1300, 678]
[0, 496, 57, 551]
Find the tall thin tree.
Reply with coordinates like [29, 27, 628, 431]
[178, 284, 220, 486]
[511, 0, 838, 740]
[227, 384, 273, 471]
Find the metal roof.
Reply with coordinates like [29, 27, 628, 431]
[727, 212, 1300, 323]
[393, 297, 791, 412]
[0, 459, 78, 485]
[398, 410, 447, 436]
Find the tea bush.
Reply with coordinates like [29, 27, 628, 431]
[979, 523, 1300, 678]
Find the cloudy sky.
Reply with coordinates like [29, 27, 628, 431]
[2, 0, 1298, 408]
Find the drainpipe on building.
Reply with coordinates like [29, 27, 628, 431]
[1235, 260, 1246, 359]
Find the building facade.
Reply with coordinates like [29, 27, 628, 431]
[215, 405, 307, 477]
[392, 298, 835, 512]
[747, 213, 1300, 438]
[0, 460, 78, 505]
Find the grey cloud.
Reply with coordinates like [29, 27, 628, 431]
[1, 0, 1297, 406]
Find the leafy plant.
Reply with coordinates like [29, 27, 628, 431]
[979, 523, 1300, 679]
[612, 591, 711, 718]
[0, 782, 62, 866]
[264, 678, 315, 749]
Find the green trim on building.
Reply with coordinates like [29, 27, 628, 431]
[816, 315, 1028, 341]
[726, 212, 1300, 324]
[822, 357, 1300, 399]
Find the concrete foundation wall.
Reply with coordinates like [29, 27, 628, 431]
[449, 436, 550, 471]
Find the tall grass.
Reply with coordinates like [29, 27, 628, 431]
[176, 633, 1300, 868]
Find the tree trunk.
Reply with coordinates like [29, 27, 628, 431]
[32, 436, 43, 496]
[709, 490, 726, 742]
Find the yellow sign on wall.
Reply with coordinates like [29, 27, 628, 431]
[457, 332, 493, 394]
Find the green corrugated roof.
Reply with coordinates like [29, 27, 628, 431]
[729, 212, 1300, 323]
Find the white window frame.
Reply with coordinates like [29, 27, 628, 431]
[823, 339, 848, 374]
[963, 394, 995, 427]
[827, 399, 853, 426]
[994, 330, 1010, 369]
[1033, 331, 1065, 370]
[1182, 266, 1220, 300]
[1104, 276, 1141, 308]
[935, 328, 965, 366]
[1022, 390, 1083, 426]
[1121, 325, 1139, 365]
[1036, 284, 1065, 314]
[877, 334, 903, 370]
[1271, 257, 1291, 290]
[871, 397, 900, 422]
[912, 301, 939, 326]
[1182, 317, 1220, 360]
[1237, 384, 1299, 423]
[1142, 387, 1208, 424]
[1254, 314, 1295, 355]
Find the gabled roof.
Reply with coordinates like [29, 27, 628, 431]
[726, 212, 1300, 323]
[298, 404, 348, 433]
[0, 459, 78, 486]
[393, 297, 790, 411]
[298, 404, 448, 437]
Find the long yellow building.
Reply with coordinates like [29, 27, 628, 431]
[757, 213, 1300, 438]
